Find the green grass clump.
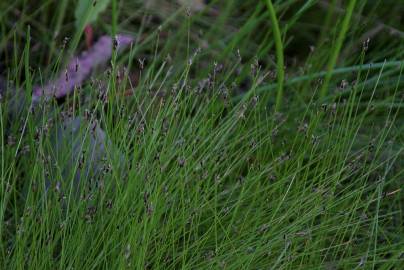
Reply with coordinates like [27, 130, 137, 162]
[1, 0, 403, 268]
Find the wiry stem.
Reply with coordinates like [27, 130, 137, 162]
[264, 0, 284, 111]
[320, 0, 358, 98]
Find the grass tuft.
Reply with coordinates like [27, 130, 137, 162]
[0, 0, 403, 268]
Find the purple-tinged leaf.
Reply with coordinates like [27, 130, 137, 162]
[33, 34, 133, 102]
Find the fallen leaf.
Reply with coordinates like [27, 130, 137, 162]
[33, 34, 133, 101]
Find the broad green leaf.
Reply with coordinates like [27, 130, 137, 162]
[74, 0, 110, 29]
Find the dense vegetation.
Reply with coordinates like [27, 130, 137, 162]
[0, 0, 403, 268]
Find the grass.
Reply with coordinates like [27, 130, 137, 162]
[263, 0, 284, 111]
[0, 0, 403, 269]
[319, 0, 358, 98]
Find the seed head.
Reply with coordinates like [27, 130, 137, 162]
[138, 58, 145, 70]
[339, 79, 348, 90]
[124, 244, 131, 261]
[178, 157, 186, 167]
[363, 38, 370, 51]
[7, 135, 16, 146]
